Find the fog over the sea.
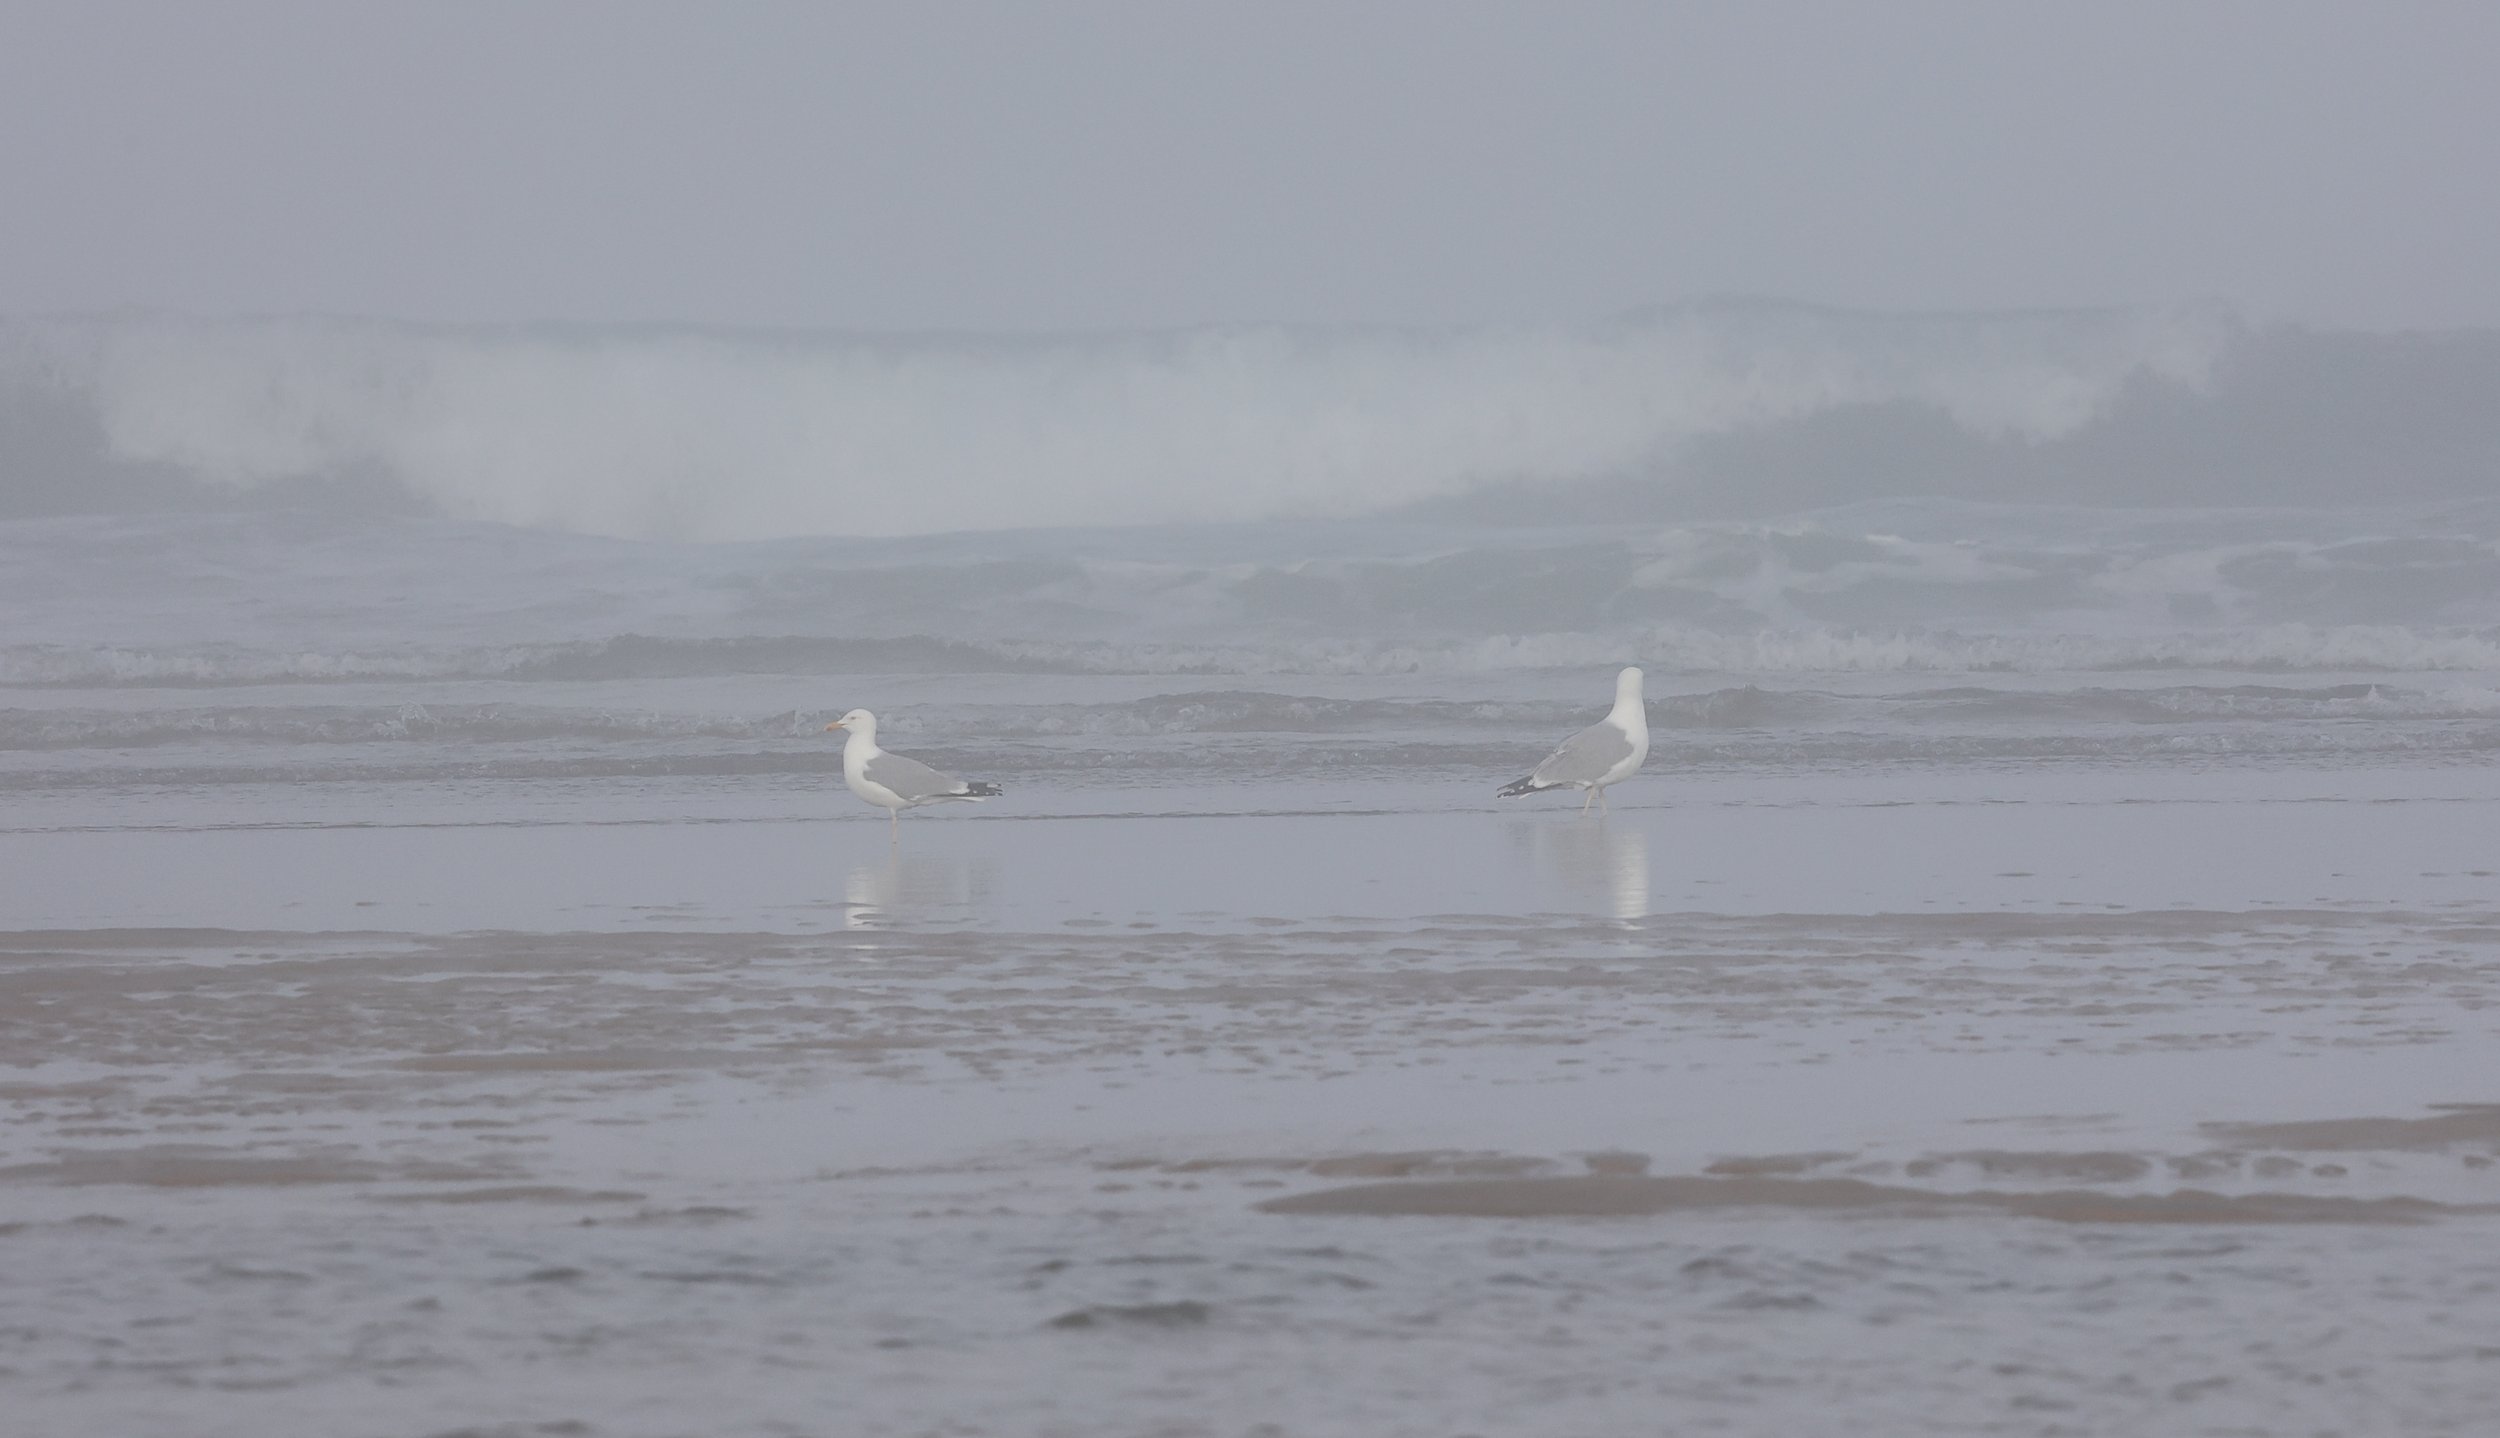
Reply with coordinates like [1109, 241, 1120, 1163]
[3, 2, 2497, 334]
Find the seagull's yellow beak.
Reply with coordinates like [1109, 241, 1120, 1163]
[824, 721, 844, 732]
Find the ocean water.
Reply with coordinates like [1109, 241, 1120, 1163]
[5, 309, 2500, 1437]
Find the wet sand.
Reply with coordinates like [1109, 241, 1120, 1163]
[5, 773, 2500, 1435]
[4, 730, 2500, 1438]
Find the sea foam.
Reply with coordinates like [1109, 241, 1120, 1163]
[2, 304, 2233, 539]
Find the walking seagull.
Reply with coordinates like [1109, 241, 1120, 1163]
[1497, 667, 1651, 814]
[824, 709, 1002, 839]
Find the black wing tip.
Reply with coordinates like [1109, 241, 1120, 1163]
[1496, 777, 1544, 797]
[961, 781, 1004, 798]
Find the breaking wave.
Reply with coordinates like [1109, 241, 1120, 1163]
[1, 304, 2236, 539]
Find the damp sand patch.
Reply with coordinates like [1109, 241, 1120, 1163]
[389, 1049, 763, 1075]
[0, 1144, 507, 1188]
[2203, 1104, 2500, 1153]
[1255, 1173, 2488, 1225]
[1047, 1300, 1214, 1331]
[1130, 1149, 1554, 1179]
[367, 1184, 646, 1205]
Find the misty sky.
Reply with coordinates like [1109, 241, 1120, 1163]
[4, 1, 2495, 333]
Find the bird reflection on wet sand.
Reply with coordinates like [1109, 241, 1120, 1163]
[1509, 817, 1651, 920]
[842, 847, 996, 927]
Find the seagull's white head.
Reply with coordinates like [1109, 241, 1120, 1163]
[1616, 666, 1644, 697]
[824, 708, 877, 738]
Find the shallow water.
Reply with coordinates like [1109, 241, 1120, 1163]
[6, 497, 2500, 1435]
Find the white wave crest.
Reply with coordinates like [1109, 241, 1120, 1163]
[3, 304, 2233, 540]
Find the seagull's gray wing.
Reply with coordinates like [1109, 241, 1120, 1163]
[1529, 719, 1635, 788]
[863, 750, 971, 803]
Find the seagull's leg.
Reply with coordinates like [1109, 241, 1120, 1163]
[889, 807, 900, 845]
[1598, 785, 1611, 815]
[1580, 787, 1596, 816]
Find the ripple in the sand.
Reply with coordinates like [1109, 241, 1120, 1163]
[1046, 1300, 1214, 1330]
[1255, 1173, 2486, 1224]
[0, 1144, 505, 1189]
[2202, 1103, 2500, 1153]
[369, 1184, 646, 1205]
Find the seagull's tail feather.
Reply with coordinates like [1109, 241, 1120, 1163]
[1496, 775, 1547, 798]
[959, 781, 1004, 799]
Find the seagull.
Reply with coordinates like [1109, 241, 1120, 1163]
[824, 709, 1003, 839]
[1497, 666, 1651, 814]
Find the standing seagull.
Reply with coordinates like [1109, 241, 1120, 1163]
[1497, 667, 1651, 814]
[824, 709, 1002, 840]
